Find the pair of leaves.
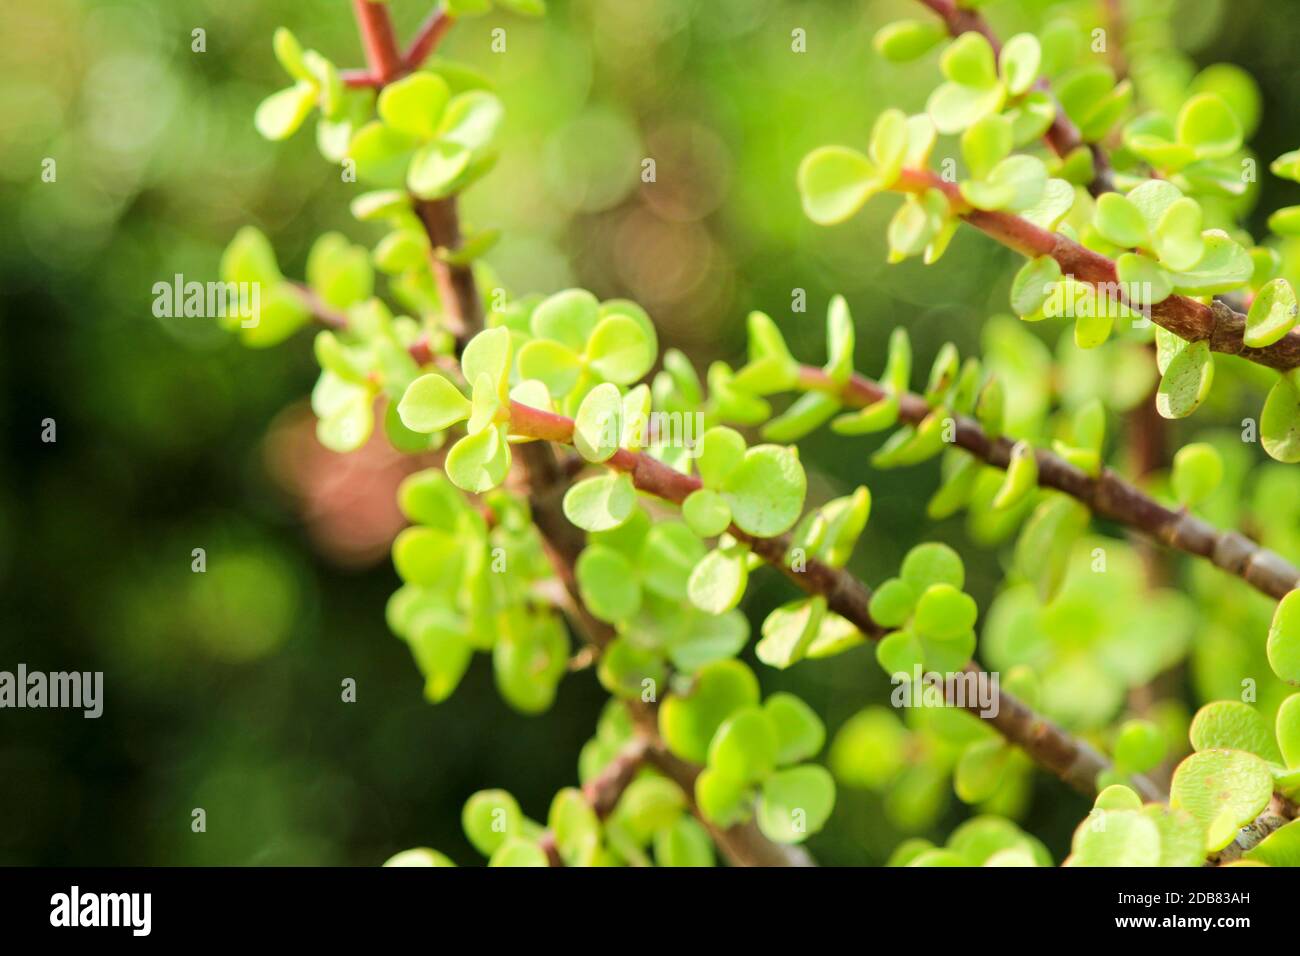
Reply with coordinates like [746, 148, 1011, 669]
[349, 71, 503, 199]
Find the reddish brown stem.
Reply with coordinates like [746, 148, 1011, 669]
[505, 400, 1154, 801]
[351, 0, 405, 84]
[404, 7, 454, 71]
[795, 364, 1300, 602]
[915, 0, 1114, 195]
[896, 168, 1300, 371]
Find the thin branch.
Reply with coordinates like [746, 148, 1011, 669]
[793, 364, 1300, 602]
[415, 198, 479, 348]
[386, 73, 813, 864]
[915, 0, 1115, 195]
[536, 737, 649, 866]
[350, 0, 405, 84]
[894, 167, 1300, 371]
[292, 260, 1156, 803]
[505, 400, 1161, 802]
[404, 6, 455, 72]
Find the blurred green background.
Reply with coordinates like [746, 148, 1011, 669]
[1, 0, 1297, 866]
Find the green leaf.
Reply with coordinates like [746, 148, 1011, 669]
[407, 613, 474, 702]
[962, 114, 1012, 181]
[350, 189, 411, 222]
[1152, 197, 1204, 272]
[868, 577, 918, 629]
[463, 789, 523, 856]
[392, 526, 459, 586]
[563, 472, 637, 532]
[659, 660, 760, 765]
[1190, 701, 1283, 763]
[641, 522, 707, 600]
[598, 637, 666, 699]
[1170, 749, 1274, 852]
[887, 189, 948, 260]
[549, 788, 601, 866]
[316, 384, 373, 452]
[488, 839, 548, 867]
[1171, 442, 1223, 508]
[756, 765, 835, 844]
[1177, 92, 1242, 160]
[462, 326, 512, 399]
[576, 545, 642, 623]
[1268, 590, 1300, 684]
[1245, 278, 1298, 348]
[1166, 231, 1252, 295]
[532, 289, 600, 348]
[823, 295, 855, 385]
[1071, 810, 1161, 866]
[960, 155, 1047, 213]
[254, 82, 318, 141]
[955, 739, 1010, 803]
[1155, 339, 1213, 420]
[928, 80, 1006, 135]
[1014, 495, 1088, 602]
[900, 542, 965, 592]
[992, 439, 1038, 510]
[445, 426, 510, 492]
[586, 314, 654, 385]
[1272, 149, 1300, 182]
[868, 109, 909, 185]
[1010, 256, 1061, 316]
[873, 19, 946, 62]
[1114, 719, 1167, 772]
[797, 146, 880, 225]
[383, 848, 456, 867]
[307, 232, 373, 310]
[762, 391, 841, 442]
[696, 426, 747, 488]
[654, 816, 714, 867]
[831, 395, 898, 435]
[221, 226, 282, 288]
[999, 33, 1041, 97]
[573, 382, 624, 463]
[378, 71, 451, 140]
[695, 767, 754, 828]
[912, 583, 977, 639]
[764, 693, 826, 765]
[942, 32, 997, 87]
[1261, 376, 1300, 463]
[397, 469, 464, 528]
[682, 488, 732, 538]
[408, 140, 472, 199]
[708, 706, 780, 784]
[1094, 784, 1142, 811]
[736, 311, 799, 394]
[348, 120, 418, 187]
[272, 27, 312, 82]
[1115, 253, 1172, 307]
[1127, 179, 1184, 234]
[516, 338, 583, 397]
[876, 629, 925, 677]
[1270, 206, 1300, 236]
[687, 546, 750, 614]
[1094, 193, 1148, 249]
[1006, 91, 1057, 147]
[720, 445, 806, 537]
[437, 90, 504, 152]
[756, 596, 827, 669]
[397, 373, 470, 433]
[1277, 694, 1300, 768]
